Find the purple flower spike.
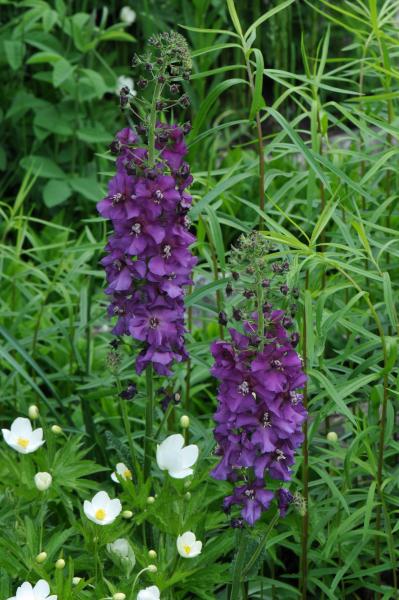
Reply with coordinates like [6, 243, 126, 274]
[97, 125, 197, 374]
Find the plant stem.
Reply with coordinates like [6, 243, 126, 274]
[116, 376, 138, 474]
[144, 364, 154, 481]
[300, 270, 310, 600]
[230, 529, 247, 600]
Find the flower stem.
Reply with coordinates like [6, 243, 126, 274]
[116, 376, 138, 475]
[230, 529, 247, 600]
[144, 364, 154, 481]
[300, 270, 309, 600]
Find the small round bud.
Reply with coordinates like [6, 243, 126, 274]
[232, 308, 242, 322]
[261, 279, 270, 289]
[148, 564, 157, 573]
[36, 551, 47, 563]
[180, 415, 190, 429]
[232, 271, 239, 281]
[147, 496, 155, 505]
[72, 577, 82, 586]
[218, 311, 228, 326]
[148, 549, 157, 559]
[34, 472, 52, 492]
[226, 283, 233, 297]
[28, 405, 39, 419]
[327, 431, 338, 443]
[184, 492, 191, 501]
[184, 479, 191, 489]
[113, 594, 126, 600]
[122, 510, 133, 519]
[55, 558, 65, 570]
[51, 425, 62, 435]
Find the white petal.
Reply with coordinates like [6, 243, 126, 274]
[48, 596, 58, 600]
[168, 467, 193, 479]
[111, 472, 118, 483]
[180, 531, 196, 545]
[107, 498, 122, 518]
[26, 439, 45, 454]
[179, 444, 199, 469]
[11, 418, 32, 436]
[83, 500, 94, 519]
[30, 428, 44, 444]
[33, 579, 50, 599]
[2, 428, 11, 442]
[91, 491, 110, 509]
[190, 541, 202, 557]
[15, 582, 33, 599]
[116, 462, 127, 475]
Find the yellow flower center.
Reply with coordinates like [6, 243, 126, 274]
[183, 545, 191, 555]
[124, 469, 132, 480]
[95, 508, 106, 521]
[17, 437, 29, 449]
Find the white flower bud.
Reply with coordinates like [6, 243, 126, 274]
[147, 496, 155, 505]
[107, 538, 136, 576]
[51, 424, 62, 435]
[36, 551, 47, 563]
[72, 577, 82, 586]
[184, 492, 191, 501]
[148, 549, 157, 559]
[28, 405, 39, 419]
[122, 510, 133, 519]
[55, 558, 65, 569]
[113, 594, 126, 600]
[147, 564, 157, 573]
[120, 6, 136, 25]
[327, 431, 338, 442]
[180, 415, 190, 428]
[34, 471, 52, 491]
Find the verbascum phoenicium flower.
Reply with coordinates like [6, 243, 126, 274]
[156, 433, 198, 479]
[83, 491, 122, 525]
[210, 233, 308, 525]
[2, 417, 44, 454]
[7, 580, 56, 600]
[97, 32, 196, 377]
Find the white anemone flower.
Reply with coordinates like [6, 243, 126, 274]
[7, 579, 57, 600]
[83, 491, 122, 525]
[2, 417, 45, 454]
[137, 586, 160, 600]
[156, 434, 198, 479]
[176, 531, 202, 558]
[111, 462, 133, 483]
[120, 6, 136, 25]
[115, 75, 136, 97]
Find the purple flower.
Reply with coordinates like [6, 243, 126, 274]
[224, 480, 274, 526]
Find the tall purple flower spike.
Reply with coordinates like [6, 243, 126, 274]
[97, 125, 197, 375]
[211, 310, 307, 525]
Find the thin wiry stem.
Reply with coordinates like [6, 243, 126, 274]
[300, 270, 310, 600]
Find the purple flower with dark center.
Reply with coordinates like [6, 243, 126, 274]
[277, 488, 293, 517]
[224, 480, 274, 526]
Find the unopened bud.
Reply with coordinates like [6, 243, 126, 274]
[148, 549, 157, 559]
[113, 594, 126, 600]
[148, 564, 157, 573]
[122, 510, 133, 519]
[51, 425, 62, 435]
[28, 405, 39, 419]
[34, 472, 52, 491]
[72, 577, 82, 586]
[184, 492, 191, 501]
[55, 558, 65, 570]
[327, 431, 338, 442]
[180, 415, 190, 429]
[36, 551, 47, 563]
[147, 496, 155, 505]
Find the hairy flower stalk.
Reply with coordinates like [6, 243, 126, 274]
[97, 33, 196, 483]
[211, 234, 307, 525]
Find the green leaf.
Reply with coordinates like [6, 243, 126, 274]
[43, 179, 72, 207]
[4, 40, 25, 70]
[77, 125, 111, 144]
[69, 177, 104, 201]
[244, 0, 295, 40]
[20, 155, 65, 179]
[249, 48, 265, 120]
[382, 272, 398, 330]
[191, 172, 252, 218]
[226, 0, 243, 36]
[53, 58, 75, 87]
[27, 51, 61, 64]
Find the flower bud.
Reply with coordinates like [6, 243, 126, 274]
[51, 425, 62, 435]
[122, 510, 133, 519]
[36, 551, 47, 563]
[113, 594, 126, 600]
[148, 549, 157, 559]
[34, 472, 52, 492]
[327, 431, 338, 442]
[148, 564, 157, 573]
[147, 496, 155, 505]
[72, 577, 82, 586]
[55, 558, 65, 570]
[28, 405, 39, 419]
[107, 538, 136, 576]
[180, 415, 190, 429]
[184, 492, 191, 501]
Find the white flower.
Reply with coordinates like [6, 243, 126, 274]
[115, 75, 136, 97]
[7, 579, 57, 600]
[111, 462, 133, 483]
[83, 491, 122, 525]
[2, 417, 45, 454]
[34, 472, 52, 491]
[176, 531, 202, 559]
[120, 6, 136, 25]
[137, 586, 160, 600]
[156, 434, 198, 479]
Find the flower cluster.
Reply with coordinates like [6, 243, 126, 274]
[97, 124, 196, 374]
[211, 311, 307, 525]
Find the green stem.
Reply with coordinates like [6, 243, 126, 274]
[230, 529, 247, 600]
[116, 376, 138, 475]
[300, 271, 310, 600]
[242, 511, 279, 577]
[144, 364, 154, 481]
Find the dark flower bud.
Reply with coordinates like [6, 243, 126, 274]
[158, 74, 166, 83]
[137, 123, 147, 135]
[131, 54, 140, 67]
[292, 287, 299, 299]
[169, 83, 180, 94]
[138, 79, 148, 89]
[183, 71, 191, 80]
[226, 283, 233, 297]
[120, 381, 137, 400]
[178, 163, 190, 178]
[246, 266, 255, 275]
[282, 316, 293, 328]
[233, 308, 242, 321]
[243, 290, 254, 299]
[272, 262, 282, 273]
[231, 518, 244, 529]
[156, 57, 163, 65]
[291, 332, 300, 347]
[110, 339, 120, 350]
[290, 303, 297, 316]
[261, 279, 270, 288]
[232, 271, 239, 281]
[282, 261, 290, 271]
[179, 94, 190, 107]
[145, 62, 153, 71]
[263, 302, 273, 312]
[156, 100, 165, 111]
[182, 121, 192, 134]
[120, 95, 129, 109]
[120, 86, 130, 96]
[280, 284, 289, 296]
[109, 139, 122, 155]
[218, 311, 228, 326]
